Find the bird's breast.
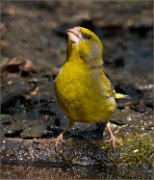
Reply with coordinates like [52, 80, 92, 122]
[54, 60, 116, 122]
[55, 60, 90, 102]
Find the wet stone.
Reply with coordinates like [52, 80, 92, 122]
[20, 124, 47, 138]
[145, 96, 153, 109]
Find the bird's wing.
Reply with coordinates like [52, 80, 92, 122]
[101, 73, 128, 99]
[101, 73, 115, 98]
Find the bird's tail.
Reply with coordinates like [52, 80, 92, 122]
[114, 93, 130, 99]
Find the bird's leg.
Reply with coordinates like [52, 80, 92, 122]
[105, 122, 121, 147]
[53, 120, 73, 147]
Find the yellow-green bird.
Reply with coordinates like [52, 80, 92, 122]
[54, 26, 127, 147]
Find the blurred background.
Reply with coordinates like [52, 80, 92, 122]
[1, 1, 153, 81]
[1, 1, 153, 179]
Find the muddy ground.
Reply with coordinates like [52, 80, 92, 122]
[1, 1, 154, 179]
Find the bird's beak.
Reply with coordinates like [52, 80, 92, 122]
[67, 27, 82, 43]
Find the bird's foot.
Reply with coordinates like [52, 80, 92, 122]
[52, 133, 65, 147]
[105, 135, 122, 147]
[105, 122, 122, 147]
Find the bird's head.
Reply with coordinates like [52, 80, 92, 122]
[66, 27, 103, 64]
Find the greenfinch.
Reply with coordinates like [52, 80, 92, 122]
[54, 26, 127, 147]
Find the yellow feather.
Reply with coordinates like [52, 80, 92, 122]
[115, 93, 130, 99]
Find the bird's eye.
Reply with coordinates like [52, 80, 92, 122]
[84, 34, 91, 40]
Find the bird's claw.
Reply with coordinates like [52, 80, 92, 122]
[52, 133, 65, 147]
[105, 135, 122, 147]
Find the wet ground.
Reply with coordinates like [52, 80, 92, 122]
[1, 1, 154, 179]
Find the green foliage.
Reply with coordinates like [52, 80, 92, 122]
[109, 134, 154, 166]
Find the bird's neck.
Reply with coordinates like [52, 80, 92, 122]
[87, 57, 103, 71]
[86, 58, 104, 81]
[67, 42, 80, 60]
